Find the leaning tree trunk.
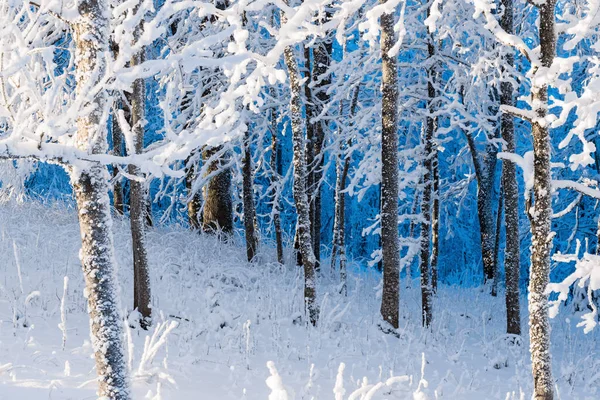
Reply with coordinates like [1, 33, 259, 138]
[528, 1, 556, 398]
[72, 0, 130, 397]
[269, 87, 284, 264]
[500, 0, 521, 336]
[242, 128, 259, 261]
[282, 16, 318, 325]
[128, 34, 151, 329]
[379, 0, 400, 330]
[202, 146, 233, 235]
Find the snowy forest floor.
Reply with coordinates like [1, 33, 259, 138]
[0, 201, 597, 399]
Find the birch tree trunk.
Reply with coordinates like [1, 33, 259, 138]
[500, 0, 521, 336]
[282, 13, 318, 324]
[419, 27, 436, 328]
[528, 1, 556, 397]
[202, 146, 233, 235]
[242, 128, 258, 261]
[128, 36, 151, 329]
[379, 1, 400, 330]
[72, 0, 130, 397]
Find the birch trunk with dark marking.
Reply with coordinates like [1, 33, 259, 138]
[419, 27, 435, 328]
[127, 14, 151, 329]
[500, 0, 521, 336]
[528, 1, 556, 397]
[202, 146, 233, 235]
[72, 0, 130, 396]
[379, 0, 400, 329]
[242, 129, 258, 262]
[282, 11, 318, 325]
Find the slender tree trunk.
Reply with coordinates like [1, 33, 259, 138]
[302, 45, 317, 271]
[127, 16, 151, 329]
[72, 0, 130, 396]
[242, 129, 258, 261]
[332, 84, 360, 293]
[491, 183, 503, 297]
[202, 146, 233, 235]
[269, 88, 284, 264]
[527, 2, 556, 398]
[379, 1, 400, 330]
[478, 173, 496, 283]
[311, 24, 332, 273]
[431, 152, 440, 294]
[419, 27, 436, 328]
[112, 98, 124, 215]
[500, 0, 521, 336]
[282, 14, 318, 325]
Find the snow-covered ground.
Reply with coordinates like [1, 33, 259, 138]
[0, 201, 597, 399]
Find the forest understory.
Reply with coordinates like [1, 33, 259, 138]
[0, 201, 596, 400]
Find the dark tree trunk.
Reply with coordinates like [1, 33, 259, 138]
[419, 28, 436, 328]
[202, 146, 233, 235]
[242, 129, 259, 261]
[491, 183, 503, 297]
[269, 88, 284, 264]
[128, 30, 151, 329]
[185, 154, 202, 230]
[431, 152, 440, 294]
[500, 0, 521, 336]
[379, 0, 400, 330]
[111, 98, 124, 215]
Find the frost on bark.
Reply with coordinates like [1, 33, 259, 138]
[202, 145, 233, 235]
[281, 13, 318, 324]
[242, 128, 259, 262]
[500, 0, 521, 336]
[527, 1, 556, 398]
[72, 0, 130, 397]
[127, 26, 151, 329]
[379, 0, 400, 330]
[269, 87, 284, 264]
